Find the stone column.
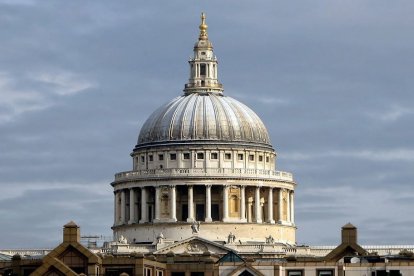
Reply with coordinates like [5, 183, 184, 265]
[205, 185, 212, 222]
[222, 185, 229, 222]
[114, 191, 118, 225]
[290, 191, 295, 224]
[247, 198, 253, 222]
[169, 185, 177, 222]
[155, 186, 161, 222]
[254, 186, 262, 223]
[120, 189, 126, 224]
[139, 187, 147, 223]
[286, 189, 290, 223]
[278, 188, 283, 223]
[267, 187, 275, 224]
[128, 188, 135, 224]
[187, 185, 194, 222]
[240, 186, 246, 222]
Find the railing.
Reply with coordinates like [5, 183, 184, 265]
[115, 168, 293, 182]
[0, 249, 52, 256]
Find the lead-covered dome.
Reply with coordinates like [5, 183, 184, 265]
[136, 13, 272, 149]
[137, 93, 271, 146]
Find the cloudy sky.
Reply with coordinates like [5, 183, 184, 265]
[1, 1, 414, 248]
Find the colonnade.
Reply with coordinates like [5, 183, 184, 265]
[114, 185, 294, 226]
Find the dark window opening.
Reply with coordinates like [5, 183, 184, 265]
[170, 153, 176, 160]
[183, 153, 190, 159]
[238, 154, 244, 161]
[158, 154, 164, 161]
[225, 153, 232, 160]
[141, 156, 145, 162]
[149, 155, 153, 162]
[259, 155, 263, 162]
[266, 156, 269, 162]
[249, 155, 254, 161]
[211, 152, 218, 159]
[197, 152, 204, 159]
[181, 204, 188, 221]
[196, 204, 205, 221]
[212, 204, 220, 221]
[200, 64, 206, 76]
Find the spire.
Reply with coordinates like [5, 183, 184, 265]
[184, 13, 223, 95]
[199, 12, 208, 40]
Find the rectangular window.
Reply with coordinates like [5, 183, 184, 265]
[259, 155, 263, 162]
[237, 154, 244, 161]
[183, 153, 190, 160]
[170, 153, 176, 160]
[140, 156, 145, 162]
[149, 155, 153, 162]
[318, 270, 334, 276]
[225, 153, 232, 160]
[211, 152, 218, 159]
[266, 156, 269, 162]
[249, 154, 254, 161]
[200, 64, 206, 76]
[156, 270, 164, 276]
[158, 154, 164, 161]
[197, 152, 204, 159]
[287, 270, 303, 276]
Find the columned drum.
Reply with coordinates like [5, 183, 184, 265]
[112, 13, 296, 245]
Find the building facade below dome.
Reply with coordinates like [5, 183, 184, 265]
[112, 13, 296, 245]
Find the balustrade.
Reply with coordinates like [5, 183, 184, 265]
[115, 168, 293, 182]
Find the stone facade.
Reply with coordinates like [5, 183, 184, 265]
[112, 13, 295, 245]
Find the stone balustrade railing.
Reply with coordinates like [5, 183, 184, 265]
[115, 168, 293, 182]
[0, 249, 52, 256]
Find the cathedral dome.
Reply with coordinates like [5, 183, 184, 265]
[137, 93, 271, 147]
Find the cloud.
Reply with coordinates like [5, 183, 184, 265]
[367, 104, 413, 122]
[284, 148, 414, 162]
[0, 71, 95, 123]
[31, 72, 95, 96]
[0, 0, 35, 5]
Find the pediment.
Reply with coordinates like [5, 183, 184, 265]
[154, 236, 231, 255]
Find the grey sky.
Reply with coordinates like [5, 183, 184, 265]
[1, 1, 413, 248]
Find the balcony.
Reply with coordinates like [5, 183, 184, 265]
[114, 168, 293, 182]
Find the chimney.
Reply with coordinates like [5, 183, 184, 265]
[341, 223, 357, 244]
[63, 221, 80, 243]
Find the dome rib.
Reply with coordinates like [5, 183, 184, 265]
[136, 93, 272, 147]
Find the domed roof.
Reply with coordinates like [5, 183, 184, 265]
[136, 93, 271, 147]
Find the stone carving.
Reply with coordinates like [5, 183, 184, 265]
[186, 242, 207, 252]
[227, 232, 236, 244]
[156, 232, 165, 244]
[118, 235, 128, 244]
[191, 221, 200, 233]
[265, 235, 275, 244]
